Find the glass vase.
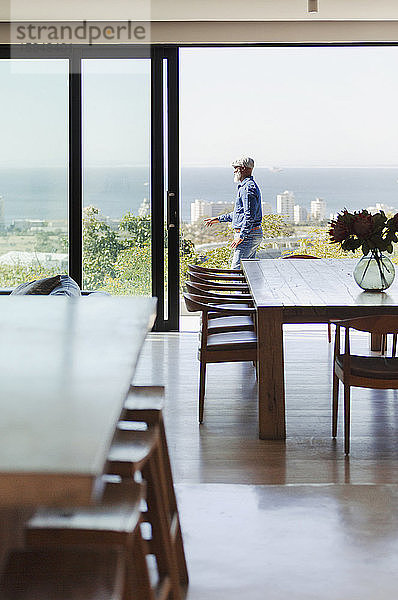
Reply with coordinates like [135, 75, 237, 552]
[353, 250, 395, 291]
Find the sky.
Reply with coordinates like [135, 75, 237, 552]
[1, 46, 398, 168]
[180, 46, 398, 167]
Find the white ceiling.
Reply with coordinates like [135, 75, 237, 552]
[3, 0, 398, 22]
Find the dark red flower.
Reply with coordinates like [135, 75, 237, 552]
[329, 211, 352, 243]
[351, 210, 374, 239]
[390, 213, 398, 232]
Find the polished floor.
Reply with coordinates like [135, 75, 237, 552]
[134, 324, 398, 599]
[176, 483, 398, 600]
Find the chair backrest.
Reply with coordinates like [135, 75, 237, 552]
[282, 254, 320, 259]
[183, 293, 254, 316]
[187, 270, 246, 283]
[185, 281, 251, 300]
[188, 264, 243, 275]
[185, 279, 248, 293]
[333, 315, 398, 335]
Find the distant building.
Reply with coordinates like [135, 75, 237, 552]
[367, 202, 396, 215]
[294, 205, 308, 224]
[138, 197, 150, 217]
[0, 196, 4, 231]
[311, 198, 326, 221]
[190, 199, 233, 223]
[261, 202, 272, 216]
[191, 199, 210, 223]
[276, 191, 295, 222]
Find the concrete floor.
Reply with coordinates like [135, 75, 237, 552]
[178, 483, 398, 600]
[134, 325, 398, 599]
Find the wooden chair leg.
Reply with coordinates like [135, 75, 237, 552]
[332, 373, 339, 438]
[344, 382, 351, 455]
[380, 334, 387, 355]
[199, 361, 206, 424]
[327, 322, 332, 343]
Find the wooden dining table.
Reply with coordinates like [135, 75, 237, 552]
[242, 258, 398, 440]
[0, 295, 157, 507]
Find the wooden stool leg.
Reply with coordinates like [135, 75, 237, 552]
[125, 523, 156, 600]
[143, 446, 183, 600]
[157, 417, 189, 586]
[122, 391, 189, 589]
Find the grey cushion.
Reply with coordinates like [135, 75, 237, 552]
[10, 275, 62, 296]
[49, 275, 81, 297]
[86, 291, 111, 297]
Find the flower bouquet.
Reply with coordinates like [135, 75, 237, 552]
[329, 209, 398, 291]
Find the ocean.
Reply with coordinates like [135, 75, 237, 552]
[1, 166, 398, 225]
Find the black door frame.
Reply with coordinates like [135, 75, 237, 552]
[0, 43, 179, 331]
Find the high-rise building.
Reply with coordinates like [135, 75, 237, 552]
[276, 191, 295, 222]
[311, 197, 326, 221]
[190, 199, 233, 223]
[294, 205, 307, 224]
[191, 199, 211, 223]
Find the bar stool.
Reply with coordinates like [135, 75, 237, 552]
[26, 423, 183, 600]
[107, 426, 185, 599]
[26, 478, 165, 599]
[121, 386, 188, 589]
[0, 547, 124, 600]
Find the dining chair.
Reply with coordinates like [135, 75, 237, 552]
[183, 292, 257, 423]
[331, 315, 398, 455]
[282, 254, 332, 342]
[185, 282, 254, 333]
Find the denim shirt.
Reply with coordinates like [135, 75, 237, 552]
[217, 176, 262, 240]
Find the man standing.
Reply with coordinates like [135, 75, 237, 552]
[204, 156, 263, 269]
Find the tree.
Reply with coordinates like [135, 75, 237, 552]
[119, 213, 151, 248]
[83, 206, 123, 289]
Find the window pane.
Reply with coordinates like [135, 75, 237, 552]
[0, 60, 69, 288]
[82, 58, 151, 295]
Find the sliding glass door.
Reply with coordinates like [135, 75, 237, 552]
[0, 57, 69, 285]
[0, 45, 180, 330]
